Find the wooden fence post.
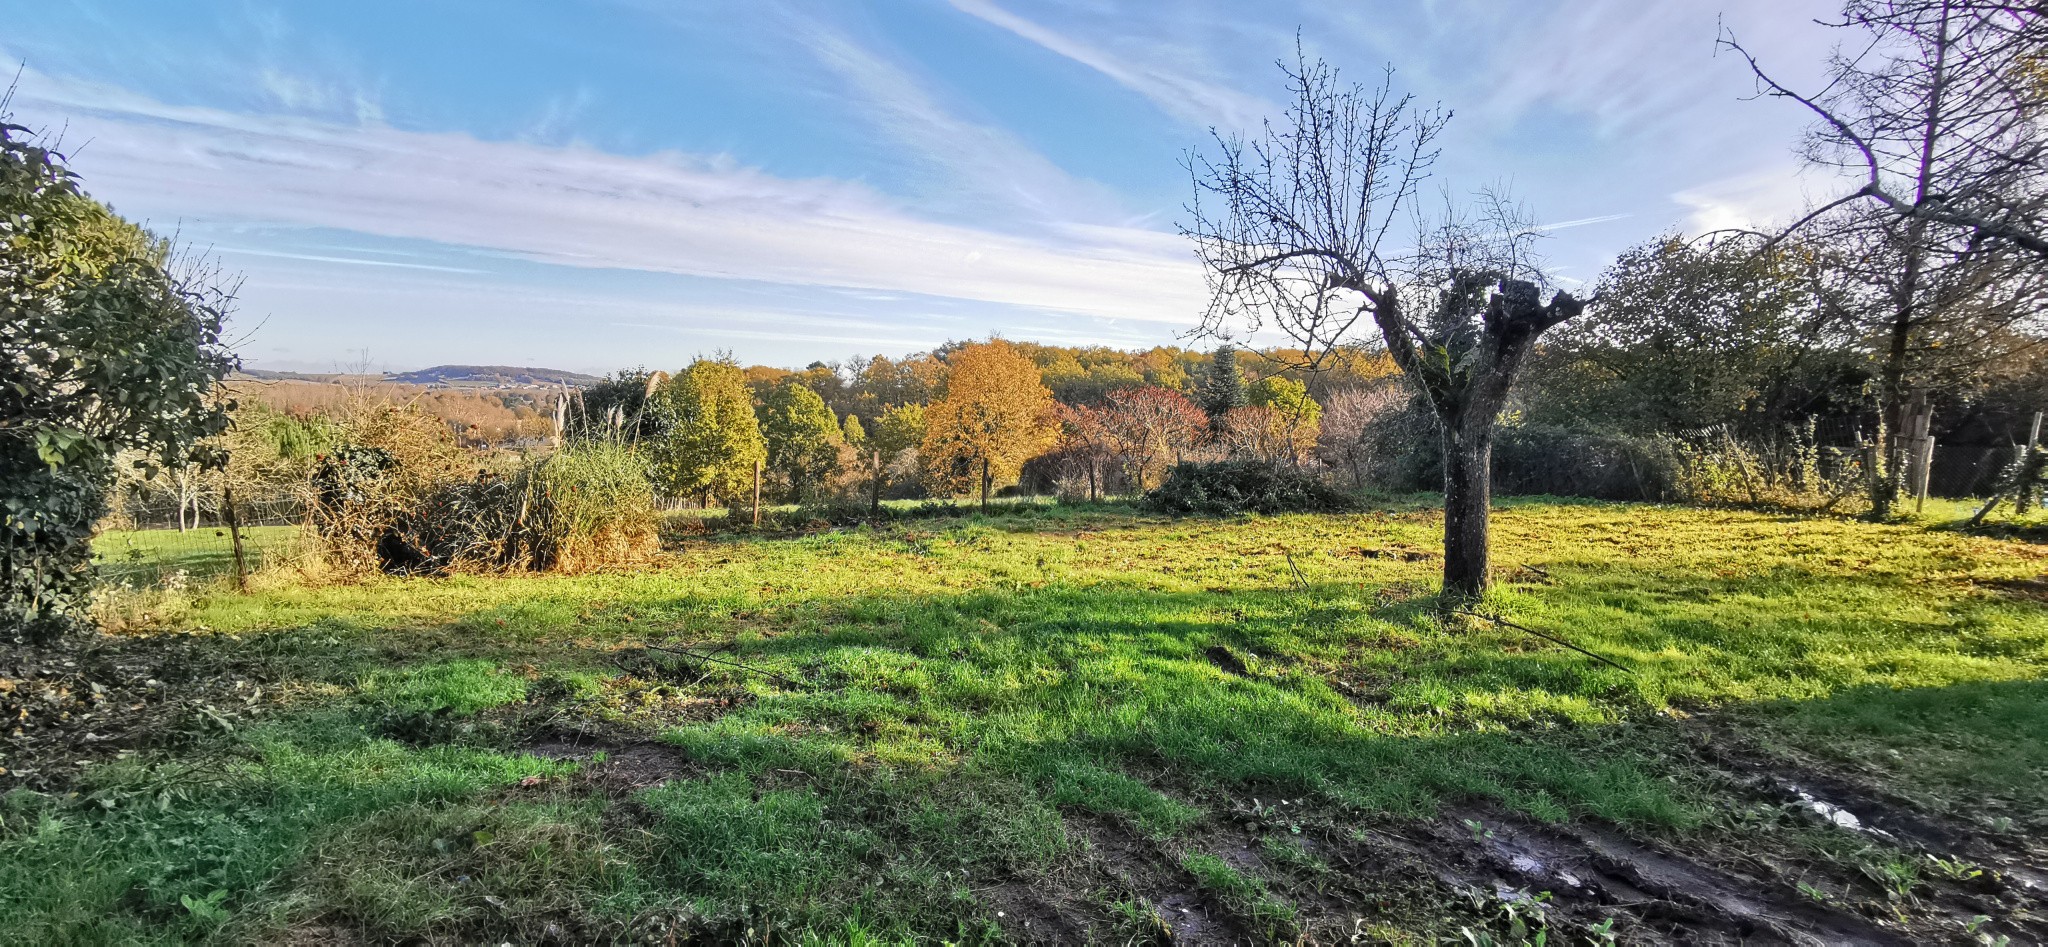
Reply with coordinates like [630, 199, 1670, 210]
[223, 485, 249, 592]
[753, 459, 763, 526]
[1915, 437, 1935, 513]
[2018, 413, 2042, 514]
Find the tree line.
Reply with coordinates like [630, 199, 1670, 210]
[564, 338, 1345, 512]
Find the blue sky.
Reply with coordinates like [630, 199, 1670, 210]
[7, 1, 1844, 373]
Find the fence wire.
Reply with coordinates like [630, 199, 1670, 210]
[94, 491, 305, 589]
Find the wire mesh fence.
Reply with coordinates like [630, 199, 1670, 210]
[93, 491, 306, 589]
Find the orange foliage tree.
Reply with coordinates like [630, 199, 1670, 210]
[920, 340, 1056, 509]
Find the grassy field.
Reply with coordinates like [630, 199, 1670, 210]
[7, 497, 2047, 943]
[93, 525, 303, 586]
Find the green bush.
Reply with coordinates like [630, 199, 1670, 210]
[1492, 425, 1682, 501]
[3, 123, 235, 641]
[1143, 461, 1356, 516]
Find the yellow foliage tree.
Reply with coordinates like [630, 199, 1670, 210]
[920, 340, 1056, 509]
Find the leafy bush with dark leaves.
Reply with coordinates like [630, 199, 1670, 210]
[1143, 461, 1356, 516]
[3, 123, 236, 642]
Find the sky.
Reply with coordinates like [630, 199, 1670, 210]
[5, 0, 1849, 374]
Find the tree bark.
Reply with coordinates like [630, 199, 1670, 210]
[1872, 4, 1952, 519]
[1441, 421, 1493, 597]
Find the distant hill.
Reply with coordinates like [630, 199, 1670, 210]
[238, 365, 601, 387]
[236, 369, 379, 384]
[386, 365, 603, 388]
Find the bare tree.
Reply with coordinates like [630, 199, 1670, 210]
[1184, 53, 1586, 595]
[1317, 383, 1406, 488]
[1727, 1, 2048, 258]
[1726, 1, 2048, 512]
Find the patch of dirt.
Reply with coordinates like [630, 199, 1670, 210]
[1376, 805, 1899, 945]
[1978, 575, 2048, 604]
[1347, 545, 1436, 562]
[1060, 815, 1254, 946]
[981, 881, 1097, 945]
[519, 731, 695, 793]
[1671, 722, 2048, 940]
[1151, 892, 1237, 944]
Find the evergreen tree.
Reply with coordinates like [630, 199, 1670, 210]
[1199, 346, 1248, 417]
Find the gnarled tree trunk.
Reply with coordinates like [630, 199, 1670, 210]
[1441, 421, 1494, 596]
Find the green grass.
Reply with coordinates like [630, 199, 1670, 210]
[92, 524, 302, 586]
[10, 497, 2047, 942]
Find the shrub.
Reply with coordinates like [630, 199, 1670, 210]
[1143, 461, 1356, 516]
[312, 442, 658, 575]
[3, 124, 236, 641]
[1668, 425, 1868, 513]
[1492, 425, 1683, 501]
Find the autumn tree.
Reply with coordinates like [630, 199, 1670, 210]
[1052, 403, 1113, 500]
[650, 356, 765, 507]
[758, 381, 843, 502]
[1247, 375, 1323, 463]
[921, 340, 1056, 510]
[1184, 53, 1584, 595]
[841, 412, 867, 455]
[1316, 385, 1405, 488]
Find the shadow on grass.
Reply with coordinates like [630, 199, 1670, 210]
[185, 547, 2048, 836]
[15, 550, 2048, 944]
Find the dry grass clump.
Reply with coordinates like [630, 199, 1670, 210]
[523, 443, 660, 572]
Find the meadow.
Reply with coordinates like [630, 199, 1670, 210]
[7, 498, 2047, 943]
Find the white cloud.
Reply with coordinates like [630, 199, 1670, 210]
[14, 68, 1209, 326]
[1670, 163, 1847, 234]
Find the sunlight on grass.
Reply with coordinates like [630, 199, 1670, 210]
[8, 500, 2046, 941]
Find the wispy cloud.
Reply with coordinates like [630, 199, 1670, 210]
[766, 4, 1125, 228]
[1670, 163, 1845, 234]
[1535, 213, 1630, 233]
[215, 246, 485, 273]
[943, 0, 1274, 130]
[14, 67, 1208, 325]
